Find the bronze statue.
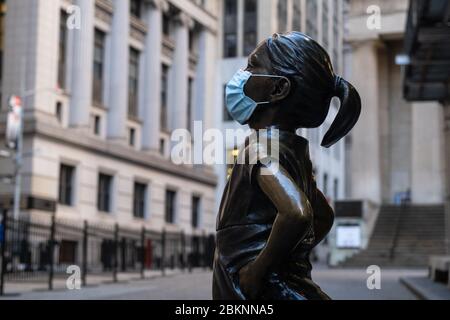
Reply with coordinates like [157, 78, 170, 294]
[213, 32, 361, 300]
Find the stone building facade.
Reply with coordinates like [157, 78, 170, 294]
[0, 0, 219, 240]
[345, 0, 445, 206]
[328, 0, 447, 265]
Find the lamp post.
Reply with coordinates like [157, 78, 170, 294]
[5, 86, 60, 220]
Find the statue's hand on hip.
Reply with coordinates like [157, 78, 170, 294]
[238, 261, 264, 299]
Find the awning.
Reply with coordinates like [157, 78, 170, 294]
[403, 0, 450, 102]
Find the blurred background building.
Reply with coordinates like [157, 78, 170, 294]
[0, 0, 220, 280]
[0, 0, 219, 232]
[332, 0, 447, 268]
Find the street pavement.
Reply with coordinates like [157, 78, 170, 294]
[0, 265, 424, 300]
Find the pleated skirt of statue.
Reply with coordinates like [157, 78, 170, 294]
[212, 223, 320, 300]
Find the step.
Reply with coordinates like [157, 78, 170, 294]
[339, 204, 445, 268]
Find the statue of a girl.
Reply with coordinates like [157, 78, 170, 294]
[213, 32, 361, 300]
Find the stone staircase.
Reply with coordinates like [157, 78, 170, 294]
[340, 205, 447, 268]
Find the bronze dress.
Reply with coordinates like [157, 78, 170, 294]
[213, 129, 331, 300]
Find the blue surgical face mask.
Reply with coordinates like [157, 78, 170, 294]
[225, 69, 288, 125]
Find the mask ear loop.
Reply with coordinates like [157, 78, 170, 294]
[249, 74, 291, 104]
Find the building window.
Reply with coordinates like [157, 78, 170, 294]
[306, 0, 318, 40]
[323, 173, 328, 197]
[98, 173, 112, 212]
[191, 196, 201, 228]
[223, 84, 233, 121]
[130, 0, 142, 19]
[159, 138, 165, 155]
[58, 10, 68, 89]
[187, 78, 194, 132]
[0, 1, 6, 92]
[56, 102, 63, 123]
[189, 29, 196, 54]
[163, 13, 171, 36]
[59, 240, 77, 264]
[223, 0, 238, 58]
[243, 0, 258, 56]
[277, 0, 287, 33]
[93, 29, 106, 104]
[160, 64, 169, 131]
[94, 115, 101, 135]
[59, 164, 75, 206]
[334, 178, 339, 200]
[128, 48, 140, 118]
[165, 190, 177, 224]
[322, 0, 329, 48]
[293, 0, 302, 31]
[133, 182, 146, 219]
[129, 128, 136, 146]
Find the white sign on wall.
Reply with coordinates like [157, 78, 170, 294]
[336, 225, 361, 249]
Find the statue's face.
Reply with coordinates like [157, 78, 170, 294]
[243, 42, 277, 104]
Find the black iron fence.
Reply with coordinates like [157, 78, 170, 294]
[0, 210, 215, 295]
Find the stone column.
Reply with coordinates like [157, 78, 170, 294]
[168, 12, 193, 131]
[258, 0, 277, 39]
[2, 0, 60, 116]
[348, 40, 383, 204]
[286, 0, 294, 31]
[411, 102, 445, 203]
[191, 27, 218, 165]
[193, 28, 207, 126]
[141, 0, 168, 151]
[107, 0, 130, 142]
[69, 0, 95, 128]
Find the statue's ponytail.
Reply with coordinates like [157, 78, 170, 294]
[265, 32, 361, 146]
[321, 76, 361, 148]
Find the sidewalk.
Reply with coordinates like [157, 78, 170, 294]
[400, 276, 450, 300]
[0, 265, 423, 300]
[1, 268, 204, 297]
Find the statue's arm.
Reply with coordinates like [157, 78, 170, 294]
[238, 161, 313, 298]
[311, 189, 334, 246]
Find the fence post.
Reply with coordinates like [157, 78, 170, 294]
[188, 233, 192, 273]
[202, 231, 207, 270]
[0, 208, 8, 296]
[181, 231, 186, 272]
[113, 223, 118, 283]
[161, 228, 166, 276]
[140, 226, 145, 279]
[82, 220, 88, 287]
[48, 214, 56, 291]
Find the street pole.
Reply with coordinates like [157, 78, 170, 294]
[12, 118, 23, 221]
[13, 57, 26, 221]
